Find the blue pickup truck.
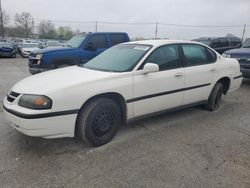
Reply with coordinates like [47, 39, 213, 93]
[28, 32, 130, 74]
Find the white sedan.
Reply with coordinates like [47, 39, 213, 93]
[3, 40, 242, 146]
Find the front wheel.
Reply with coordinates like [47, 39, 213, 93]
[76, 98, 121, 147]
[204, 82, 224, 111]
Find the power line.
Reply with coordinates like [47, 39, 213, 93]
[7, 15, 250, 28]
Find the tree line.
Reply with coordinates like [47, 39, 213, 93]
[0, 11, 75, 40]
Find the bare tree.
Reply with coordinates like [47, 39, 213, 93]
[14, 12, 33, 38]
[37, 20, 57, 39]
[0, 9, 10, 37]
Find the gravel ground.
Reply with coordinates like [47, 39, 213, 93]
[0, 57, 249, 188]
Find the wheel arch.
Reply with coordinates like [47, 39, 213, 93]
[215, 76, 231, 94]
[75, 92, 127, 136]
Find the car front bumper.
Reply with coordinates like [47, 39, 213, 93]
[28, 67, 50, 74]
[3, 98, 77, 139]
[240, 66, 250, 78]
[0, 51, 15, 57]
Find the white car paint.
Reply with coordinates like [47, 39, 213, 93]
[3, 40, 243, 139]
[21, 43, 40, 57]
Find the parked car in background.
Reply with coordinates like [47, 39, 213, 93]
[3, 40, 242, 146]
[193, 37, 242, 54]
[0, 42, 16, 58]
[223, 38, 250, 78]
[28, 32, 130, 74]
[20, 43, 40, 58]
[44, 40, 62, 48]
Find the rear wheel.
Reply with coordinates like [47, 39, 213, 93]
[204, 82, 224, 111]
[76, 98, 121, 147]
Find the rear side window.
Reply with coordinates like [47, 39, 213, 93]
[144, 45, 181, 71]
[88, 35, 108, 49]
[182, 44, 216, 66]
[110, 34, 127, 46]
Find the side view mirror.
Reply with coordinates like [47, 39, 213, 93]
[85, 43, 96, 51]
[143, 63, 159, 74]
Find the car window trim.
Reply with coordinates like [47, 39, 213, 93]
[137, 44, 183, 71]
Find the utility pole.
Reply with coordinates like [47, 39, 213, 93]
[95, 21, 98, 32]
[155, 22, 158, 39]
[32, 18, 35, 37]
[0, 0, 4, 38]
[241, 24, 246, 42]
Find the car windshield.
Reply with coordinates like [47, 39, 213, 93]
[83, 44, 152, 72]
[23, 43, 38, 48]
[242, 39, 250, 48]
[65, 34, 87, 48]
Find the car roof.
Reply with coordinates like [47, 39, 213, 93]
[125, 39, 202, 47]
[194, 37, 241, 41]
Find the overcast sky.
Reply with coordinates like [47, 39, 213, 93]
[2, 0, 250, 39]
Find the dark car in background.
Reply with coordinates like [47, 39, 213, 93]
[28, 32, 130, 74]
[0, 42, 16, 58]
[193, 37, 242, 54]
[223, 38, 250, 78]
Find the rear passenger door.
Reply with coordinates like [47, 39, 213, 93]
[181, 44, 217, 105]
[82, 34, 109, 62]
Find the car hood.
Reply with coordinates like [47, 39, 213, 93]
[0, 47, 13, 51]
[33, 46, 72, 54]
[224, 48, 250, 56]
[11, 66, 124, 94]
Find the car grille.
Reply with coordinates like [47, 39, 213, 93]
[7, 91, 20, 103]
[238, 59, 250, 64]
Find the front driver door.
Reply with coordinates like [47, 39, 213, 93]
[132, 44, 185, 118]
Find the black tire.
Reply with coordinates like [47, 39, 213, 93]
[204, 82, 224, 111]
[76, 98, 121, 147]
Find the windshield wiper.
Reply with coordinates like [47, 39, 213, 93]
[66, 44, 73, 47]
[242, 46, 250, 48]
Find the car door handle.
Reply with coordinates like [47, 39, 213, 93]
[210, 68, 216, 72]
[175, 72, 183, 78]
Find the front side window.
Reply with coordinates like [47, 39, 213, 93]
[219, 39, 230, 47]
[110, 34, 127, 46]
[182, 44, 215, 66]
[88, 35, 108, 49]
[83, 44, 152, 72]
[143, 45, 181, 71]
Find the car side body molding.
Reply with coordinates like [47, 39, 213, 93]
[127, 83, 211, 103]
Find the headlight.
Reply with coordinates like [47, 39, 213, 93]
[35, 54, 43, 60]
[222, 53, 231, 58]
[18, 95, 52, 110]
